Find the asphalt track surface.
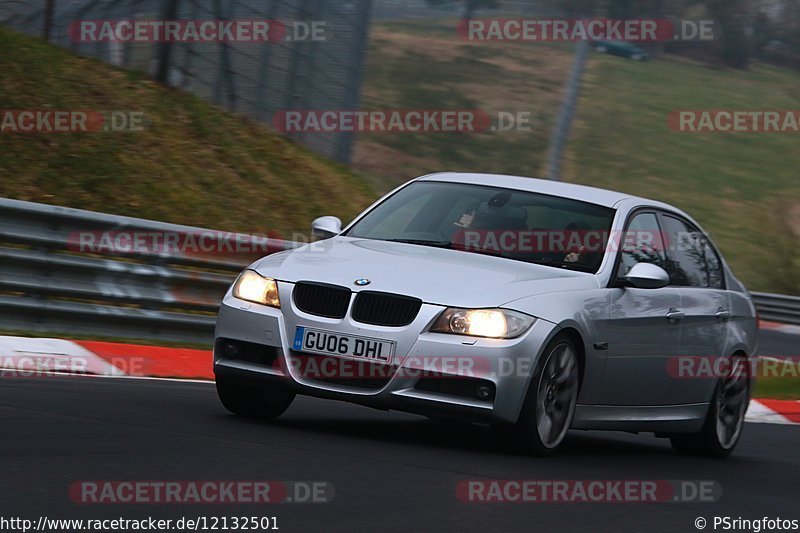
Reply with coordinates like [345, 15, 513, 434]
[1, 329, 797, 533]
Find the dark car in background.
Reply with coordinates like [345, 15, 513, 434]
[593, 40, 651, 61]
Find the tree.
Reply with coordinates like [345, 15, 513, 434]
[777, 0, 800, 67]
[43, 0, 55, 42]
[705, 0, 750, 68]
[752, 9, 772, 58]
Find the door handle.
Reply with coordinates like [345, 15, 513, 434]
[666, 309, 685, 321]
[716, 309, 731, 320]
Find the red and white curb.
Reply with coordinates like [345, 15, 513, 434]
[1, 335, 799, 425]
[0, 336, 126, 376]
[760, 320, 800, 336]
[0, 335, 213, 380]
[746, 399, 800, 425]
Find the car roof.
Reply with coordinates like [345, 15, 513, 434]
[417, 172, 654, 209]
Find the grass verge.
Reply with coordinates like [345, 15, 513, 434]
[0, 26, 375, 236]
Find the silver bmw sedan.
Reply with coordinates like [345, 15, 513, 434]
[213, 172, 757, 457]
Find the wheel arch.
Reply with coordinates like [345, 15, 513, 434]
[511, 324, 587, 424]
[556, 326, 586, 392]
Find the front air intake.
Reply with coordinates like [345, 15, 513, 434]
[352, 291, 422, 327]
[293, 282, 351, 319]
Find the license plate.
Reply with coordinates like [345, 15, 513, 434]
[293, 327, 395, 365]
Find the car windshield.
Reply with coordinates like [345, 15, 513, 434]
[344, 181, 615, 273]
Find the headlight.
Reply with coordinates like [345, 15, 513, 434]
[431, 308, 535, 339]
[232, 270, 280, 308]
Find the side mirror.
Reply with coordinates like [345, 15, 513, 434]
[624, 263, 670, 289]
[311, 216, 342, 239]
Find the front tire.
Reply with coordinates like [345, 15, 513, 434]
[670, 354, 750, 458]
[514, 335, 580, 456]
[216, 377, 295, 420]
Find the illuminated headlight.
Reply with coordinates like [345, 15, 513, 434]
[232, 270, 280, 308]
[431, 308, 535, 339]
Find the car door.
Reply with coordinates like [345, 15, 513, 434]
[658, 213, 731, 404]
[600, 211, 684, 406]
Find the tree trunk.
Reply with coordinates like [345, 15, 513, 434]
[463, 1, 476, 21]
[43, 0, 55, 42]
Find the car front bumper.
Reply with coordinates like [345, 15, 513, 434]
[213, 282, 560, 424]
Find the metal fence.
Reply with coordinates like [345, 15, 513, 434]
[372, 0, 543, 20]
[0, 0, 373, 163]
[1, 198, 799, 345]
[752, 293, 800, 326]
[0, 198, 299, 343]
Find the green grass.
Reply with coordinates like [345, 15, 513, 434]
[754, 376, 800, 400]
[355, 23, 574, 187]
[751, 356, 800, 400]
[567, 55, 800, 295]
[0, 26, 375, 236]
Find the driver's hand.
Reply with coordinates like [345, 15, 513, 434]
[564, 247, 586, 263]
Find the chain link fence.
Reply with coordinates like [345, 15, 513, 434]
[1, 0, 373, 163]
[372, 0, 542, 20]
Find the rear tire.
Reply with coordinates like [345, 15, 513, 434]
[670, 354, 750, 458]
[514, 335, 580, 456]
[216, 377, 295, 420]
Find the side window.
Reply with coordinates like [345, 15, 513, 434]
[618, 213, 666, 278]
[660, 215, 725, 289]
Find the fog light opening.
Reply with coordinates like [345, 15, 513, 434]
[223, 341, 240, 359]
[475, 384, 493, 401]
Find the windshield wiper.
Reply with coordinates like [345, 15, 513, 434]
[386, 238, 452, 249]
[528, 259, 596, 273]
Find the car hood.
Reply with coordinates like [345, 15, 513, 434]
[254, 237, 598, 309]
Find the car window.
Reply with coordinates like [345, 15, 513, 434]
[660, 215, 725, 289]
[617, 212, 666, 278]
[345, 181, 616, 273]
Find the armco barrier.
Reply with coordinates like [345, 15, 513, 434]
[0, 198, 298, 343]
[0, 197, 798, 343]
[752, 292, 800, 326]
